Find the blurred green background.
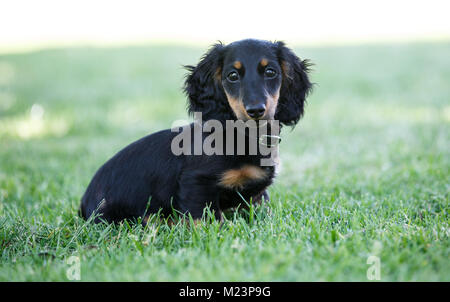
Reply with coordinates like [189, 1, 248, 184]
[0, 41, 448, 281]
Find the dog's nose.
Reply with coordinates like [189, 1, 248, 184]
[245, 103, 266, 119]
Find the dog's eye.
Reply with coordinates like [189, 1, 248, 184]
[227, 71, 239, 82]
[264, 68, 277, 78]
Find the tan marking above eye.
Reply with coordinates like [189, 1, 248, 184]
[260, 58, 268, 67]
[219, 165, 268, 189]
[233, 61, 242, 69]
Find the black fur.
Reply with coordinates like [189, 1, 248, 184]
[275, 41, 313, 126]
[80, 39, 312, 224]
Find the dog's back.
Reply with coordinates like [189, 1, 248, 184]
[80, 129, 181, 223]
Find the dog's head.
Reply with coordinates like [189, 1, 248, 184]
[184, 39, 312, 126]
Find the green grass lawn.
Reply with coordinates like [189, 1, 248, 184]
[0, 41, 449, 281]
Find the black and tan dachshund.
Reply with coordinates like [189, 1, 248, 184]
[80, 39, 312, 224]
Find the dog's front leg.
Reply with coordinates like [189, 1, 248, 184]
[235, 189, 271, 217]
[176, 175, 222, 223]
[253, 190, 270, 205]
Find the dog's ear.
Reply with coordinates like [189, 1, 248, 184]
[184, 43, 229, 121]
[274, 41, 313, 126]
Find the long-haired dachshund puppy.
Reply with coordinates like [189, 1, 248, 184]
[80, 39, 312, 224]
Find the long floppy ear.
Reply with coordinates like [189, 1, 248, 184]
[274, 41, 313, 126]
[184, 43, 230, 121]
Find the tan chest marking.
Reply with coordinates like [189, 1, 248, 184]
[219, 165, 268, 189]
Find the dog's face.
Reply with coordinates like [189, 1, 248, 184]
[219, 41, 283, 121]
[184, 39, 312, 126]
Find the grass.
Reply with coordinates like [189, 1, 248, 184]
[0, 41, 449, 281]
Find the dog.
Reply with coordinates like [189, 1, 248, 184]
[79, 39, 312, 224]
